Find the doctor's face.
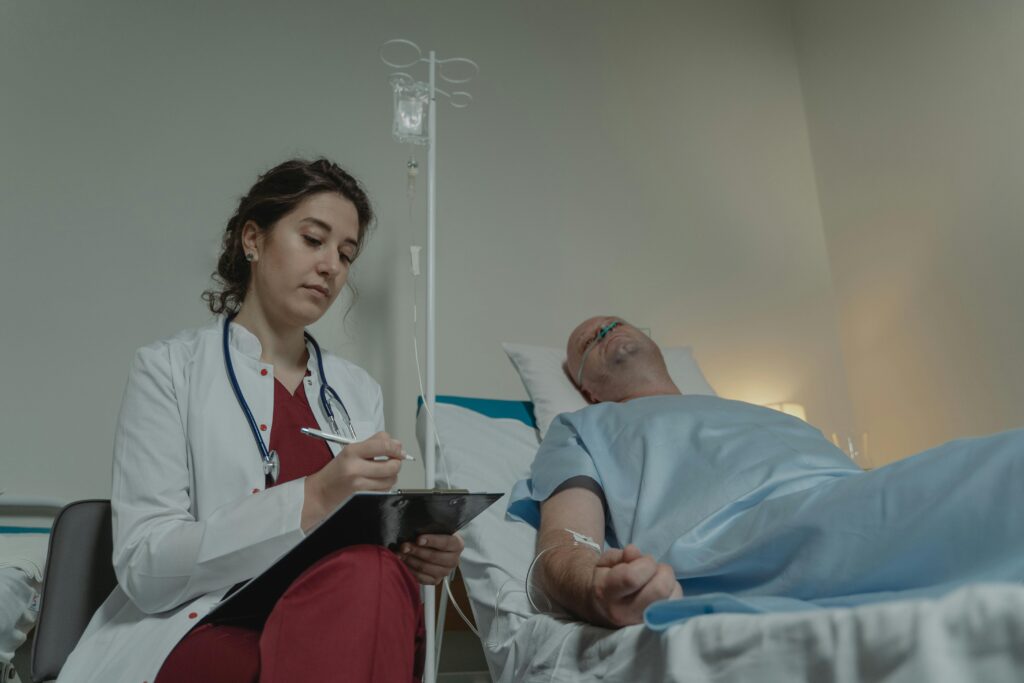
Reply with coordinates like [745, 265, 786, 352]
[243, 192, 360, 328]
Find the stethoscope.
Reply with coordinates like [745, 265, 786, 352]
[223, 314, 356, 484]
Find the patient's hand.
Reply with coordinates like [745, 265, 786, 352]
[591, 544, 683, 627]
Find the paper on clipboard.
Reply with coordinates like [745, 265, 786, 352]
[207, 490, 501, 624]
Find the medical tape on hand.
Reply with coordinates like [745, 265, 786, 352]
[565, 528, 601, 552]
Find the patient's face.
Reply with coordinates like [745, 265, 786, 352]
[567, 316, 621, 385]
[567, 316, 663, 401]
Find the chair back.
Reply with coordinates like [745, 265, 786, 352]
[30, 500, 116, 683]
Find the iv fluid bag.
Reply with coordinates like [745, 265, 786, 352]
[392, 79, 429, 145]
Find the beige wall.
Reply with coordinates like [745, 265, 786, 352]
[792, 0, 1024, 463]
[424, 0, 853, 441]
[1, 0, 853, 502]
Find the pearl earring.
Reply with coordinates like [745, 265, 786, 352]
[245, 252, 255, 263]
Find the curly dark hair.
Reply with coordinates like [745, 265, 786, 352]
[202, 158, 375, 315]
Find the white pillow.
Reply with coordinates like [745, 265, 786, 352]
[502, 342, 717, 437]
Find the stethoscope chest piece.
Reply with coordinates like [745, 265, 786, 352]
[263, 450, 280, 484]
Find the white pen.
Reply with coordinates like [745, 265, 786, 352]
[300, 427, 415, 461]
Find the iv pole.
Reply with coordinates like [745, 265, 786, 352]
[381, 39, 476, 683]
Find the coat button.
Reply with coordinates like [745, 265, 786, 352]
[188, 612, 198, 619]
[260, 424, 267, 431]
[260, 369, 268, 376]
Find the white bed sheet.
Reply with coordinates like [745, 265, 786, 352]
[496, 583, 1024, 683]
[419, 403, 1024, 682]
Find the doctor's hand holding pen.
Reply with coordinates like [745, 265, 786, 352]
[299, 431, 465, 585]
[300, 431, 405, 531]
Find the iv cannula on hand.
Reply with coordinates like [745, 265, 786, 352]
[300, 427, 415, 461]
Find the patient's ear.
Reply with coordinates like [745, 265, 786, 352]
[563, 360, 598, 404]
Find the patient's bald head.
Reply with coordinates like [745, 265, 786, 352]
[566, 316, 680, 403]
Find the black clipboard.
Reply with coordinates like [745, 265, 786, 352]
[207, 490, 502, 624]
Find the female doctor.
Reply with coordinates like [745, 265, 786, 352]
[58, 158, 463, 683]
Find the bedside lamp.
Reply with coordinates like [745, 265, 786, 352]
[765, 402, 807, 422]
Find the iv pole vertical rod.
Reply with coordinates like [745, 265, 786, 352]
[423, 48, 438, 683]
[425, 58, 437, 492]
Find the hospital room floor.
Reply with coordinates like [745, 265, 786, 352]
[438, 630, 491, 682]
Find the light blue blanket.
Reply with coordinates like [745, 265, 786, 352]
[506, 395, 1024, 628]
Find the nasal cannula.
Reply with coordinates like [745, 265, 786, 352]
[300, 427, 415, 461]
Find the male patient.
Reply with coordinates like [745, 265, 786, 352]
[507, 316, 1024, 628]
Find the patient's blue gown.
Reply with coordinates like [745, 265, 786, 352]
[506, 395, 1024, 628]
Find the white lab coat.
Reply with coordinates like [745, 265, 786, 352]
[58, 319, 384, 683]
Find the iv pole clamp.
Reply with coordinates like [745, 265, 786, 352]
[380, 38, 478, 683]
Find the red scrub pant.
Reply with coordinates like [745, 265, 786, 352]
[155, 545, 425, 683]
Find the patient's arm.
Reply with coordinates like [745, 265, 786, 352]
[536, 481, 682, 628]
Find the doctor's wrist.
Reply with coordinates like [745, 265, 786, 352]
[301, 474, 329, 532]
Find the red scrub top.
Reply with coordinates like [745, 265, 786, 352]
[267, 376, 333, 485]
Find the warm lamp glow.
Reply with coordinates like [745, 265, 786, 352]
[765, 402, 807, 421]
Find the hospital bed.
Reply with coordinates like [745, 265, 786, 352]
[416, 343, 1024, 682]
[0, 496, 62, 682]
